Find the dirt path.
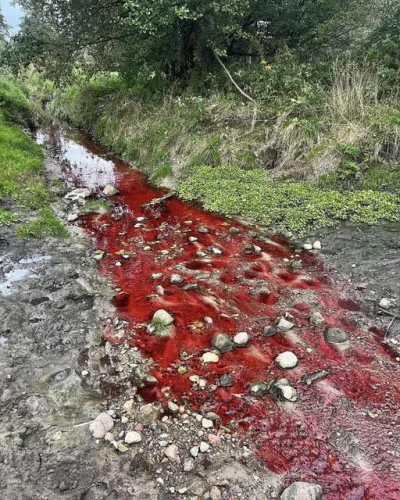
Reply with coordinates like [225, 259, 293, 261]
[1, 126, 399, 499]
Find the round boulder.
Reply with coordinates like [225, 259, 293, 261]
[275, 351, 298, 369]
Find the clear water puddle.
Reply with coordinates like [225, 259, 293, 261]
[37, 127, 400, 499]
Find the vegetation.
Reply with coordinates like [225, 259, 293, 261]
[1, 0, 400, 235]
[16, 208, 68, 238]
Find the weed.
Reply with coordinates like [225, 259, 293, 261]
[0, 209, 19, 226]
[16, 208, 68, 239]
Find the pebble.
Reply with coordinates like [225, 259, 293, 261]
[151, 273, 163, 279]
[93, 250, 105, 261]
[136, 403, 160, 425]
[233, 331, 249, 346]
[200, 441, 210, 453]
[217, 374, 234, 387]
[196, 251, 207, 257]
[210, 486, 222, 500]
[275, 351, 298, 369]
[229, 227, 240, 234]
[184, 458, 195, 471]
[89, 420, 106, 439]
[263, 326, 278, 337]
[202, 352, 219, 364]
[198, 227, 209, 233]
[208, 434, 221, 445]
[164, 444, 179, 462]
[95, 412, 114, 432]
[313, 240, 322, 250]
[324, 327, 349, 344]
[103, 184, 119, 196]
[211, 333, 234, 353]
[277, 317, 295, 332]
[170, 274, 184, 284]
[379, 298, 392, 310]
[188, 236, 198, 242]
[168, 401, 179, 414]
[310, 312, 324, 327]
[209, 246, 222, 255]
[271, 379, 299, 402]
[201, 418, 214, 429]
[280, 481, 322, 500]
[190, 446, 199, 457]
[155, 285, 165, 295]
[152, 309, 174, 326]
[124, 431, 142, 444]
[67, 213, 79, 222]
[204, 316, 213, 324]
[64, 188, 91, 200]
[303, 243, 313, 251]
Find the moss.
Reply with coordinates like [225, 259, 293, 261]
[16, 208, 68, 239]
[178, 166, 400, 236]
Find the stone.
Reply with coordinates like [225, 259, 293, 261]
[324, 327, 349, 344]
[249, 381, 268, 395]
[210, 486, 222, 500]
[123, 399, 135, 415]
[211, 333, 233, 353]
[198, 227, 209, 233]
[275, 351, 298, 369]
[303, 243, 313, 251]
[277, 318, 295, 332]
[271, 379, 299, 402]
[95, 412, 114, 432]
[156, 285, 165, 295]
[152, 309, 174, 326]
[168, 401, 179, 414]
[151, 273, 163, 279]
[201, 418, 214, 429]
[124, 431, 142, 444]
[280, 481, 322, 500]
[164, 444, 179, 462]
[92, 250, 105, 261]
[170, 274, 184, 284]
[188, 236, 198, 242]
[136, 403, 160, 425]
[190, 446, 199, 457]
[196, 252, 207, 258]
[291, 261, 303, 270]
[67, 213, 78, 222]
[229, 227, 240, 234]
[233, 331, 249, 346]
[183, 284, 198, 291]
[103, 184, 119, 196]
[379, 298, 392, 310]
[244, 245, 262, 254]
[204, 316, 213, 324]
[202, 352, 219, 364]
[89, 420, 106, 439]
[199, 441, 210, 453]
[184, 458, 195, 472]
[313, 240, 322, 250]
[310, 312, 324, 327]
[263, 326, 278, 337]
[64, 188, 91, 201]
[217, 374, 234, 387]
[208, 434, 221, 445]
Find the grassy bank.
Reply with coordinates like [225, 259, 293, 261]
[0, 75, 67, 238]
[42, 60, 400, 235]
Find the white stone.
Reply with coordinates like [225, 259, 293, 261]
[277, 317, 295, 332]
[168, 401, 179, 414]
[151, 273, 163, 279]
[190, 446, 199, 457]
[201, 352, 219, 364]
[189, 237, 198, 242]
[152, 309, 174, 326]
[67, 213, 78, 222]
[233, 331, 249, 346]
[103, 184, 119, 196]
[89, 420, 106, 439]
[310, 312, 324, 327]
[204, 316, 213, 324]
[164, 444, 179, 462]
[379, 298, 392, 310]
[201, 418, 214, 429]
[124, 431, 142, 444]
[280, 481, 322, 500]
[64, 188, 91, 201]
[313, 240, 322, 250]
[275, 351, 298, 369]
[170, 274, 184, 284]
[303, 243, 313, 251]
[199, 441, 210, 453]
[95, 412, 114, 432]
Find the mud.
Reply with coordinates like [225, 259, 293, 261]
[1, 125, 399, 499]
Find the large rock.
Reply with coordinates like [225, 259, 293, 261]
[211, 333, 233, 353]
[324, 327, 348, 344]
[64, 188, 91, 201]
[280, 481, 322, 500]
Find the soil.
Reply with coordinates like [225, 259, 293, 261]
[0, 125, 399, 500]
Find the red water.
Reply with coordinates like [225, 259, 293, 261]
[38, 128, 400, 499]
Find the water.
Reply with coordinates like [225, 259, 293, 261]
[38, 126, 400, 499]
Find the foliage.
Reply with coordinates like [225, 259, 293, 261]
[0, 74, 33, 124]
[16, 208, 68, 238]
[178, 166, 400, 235]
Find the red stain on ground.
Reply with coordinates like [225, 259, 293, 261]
[41, 130, 400, 500]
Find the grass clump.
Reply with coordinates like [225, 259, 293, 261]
[178, 166, 400, 235]
[0, 209, 19, 226]
[79, 200, 110, 214]
[16, 208, 68, 239]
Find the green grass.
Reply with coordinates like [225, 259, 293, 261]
[178, 166, 400, 235]
[0, 209, 20, 226]
[16, 208, 68, 239]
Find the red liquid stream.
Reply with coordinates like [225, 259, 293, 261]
[39, 129, 400, 500]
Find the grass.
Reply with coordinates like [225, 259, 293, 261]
[0, 208, 19, 226]
[16, 208, 68, 239]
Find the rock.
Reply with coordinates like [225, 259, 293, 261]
[89, 420, 106, 439]
[310, 312, 325, 327]
[263, 326, 278, 337]
[233, 331, 249, 346]
[124, 431, 142, 444]
[151, 273, 163, 279]
[303, 243, 313, 251]
[183, 284, 198, 291]
[277, 317, 295, 332]
[203, 316, 213, 324]
[291, 261, 303, 270]
[217, 374, 234, 387]
[188, 236, 198, 242]
[211, 333, 233, 353]
[244, 245, 262, 254]
[67, 213, 78, 222]
[152, 309, 174, 326]
[205, 411, 219, 421]
[275, 351, 298, 369]
[170, 274, 184, 284]
[324, 327, 349, 344]
[93, 250, 105, 261]
[209, 246, 222, 256]
[196, 251, 207, 258]
[202, 352, 219, 364]
[164, 444, 179, 462]
[198, 227, 209, 233]
[302, 370, 329, 386]
[190, 446, 199, 457]
[208, 434, 221, 445]
[184, 458, 195, 472]
[210, 486, 222, 500]
[123, 399, 135, 415]
[64, 188, 91, 201]
[280, 481, 322, 500]
[156, 285, 165, 295]
[379, 298, 392, 310]
[168, 401, 179, 414]
[103, 184, 119, 196]
[249, 381, 268, 395]
[271, 379, 299, 402]
[200, 441, 210, 453]
[229, 227, 240, 234]
[201, 418, 214, 429]
[95, 412, 114, 432]
[136, 403, 160, 425]
[313, 240, 322, 250]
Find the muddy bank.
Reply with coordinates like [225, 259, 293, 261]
[1, 125, 399, 499]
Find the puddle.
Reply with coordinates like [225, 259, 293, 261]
[0, 268, 35, 296]
[38, 126, 400, 499]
